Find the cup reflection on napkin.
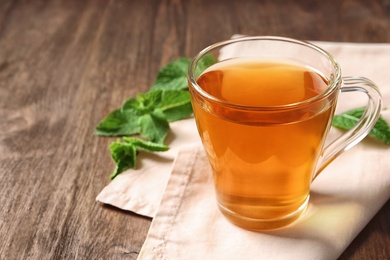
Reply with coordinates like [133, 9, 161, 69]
[97, 41, 390, 259]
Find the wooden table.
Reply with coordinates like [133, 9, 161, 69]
[1, 0, 389, 259]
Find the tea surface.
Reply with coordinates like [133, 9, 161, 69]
[197, 59, 328, 106]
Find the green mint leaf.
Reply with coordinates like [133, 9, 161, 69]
[151, 55, 216, 91]
[138, 109, 170, 144]
[95, 108, 141, 136]
[109, 139, 137, 179]
[122, 90, 162, 113]
[109, 137, 169, 179]
[151, 58, 191, 90]
[137, 89, 163, 110]
[163, 102, 193, 122]
[127, 89, 193, 122]
[158, 89, 191, 110]
[332, 107, 390, 144]
[122, 137, 169, 152]
[121, 96, 142, 111]
[157, 90, 193, 122]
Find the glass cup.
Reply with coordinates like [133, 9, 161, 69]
[187, 36, 382, 230]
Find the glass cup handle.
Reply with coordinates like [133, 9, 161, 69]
[313, 76, 382, 180]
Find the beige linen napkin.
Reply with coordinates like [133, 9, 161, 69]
[97, 41, 390, 259]
[138, 136, 390, 259]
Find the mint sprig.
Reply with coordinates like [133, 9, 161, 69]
[109, 137, 169, 179]
[332, 107, 390, 144]
[95, 56, 217, 179]
[96, 89, 193, 144]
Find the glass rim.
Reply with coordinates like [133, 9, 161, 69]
[187, 36, 342, 110]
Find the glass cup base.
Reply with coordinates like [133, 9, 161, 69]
[217, 196, 310, 231]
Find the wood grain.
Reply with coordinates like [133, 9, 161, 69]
[0, 0, 389, 259]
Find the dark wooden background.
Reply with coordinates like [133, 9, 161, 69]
[0, 0, 389, 259]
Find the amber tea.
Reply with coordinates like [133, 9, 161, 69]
[192, 59, 336, 229]
[188, 36, 382, 231]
